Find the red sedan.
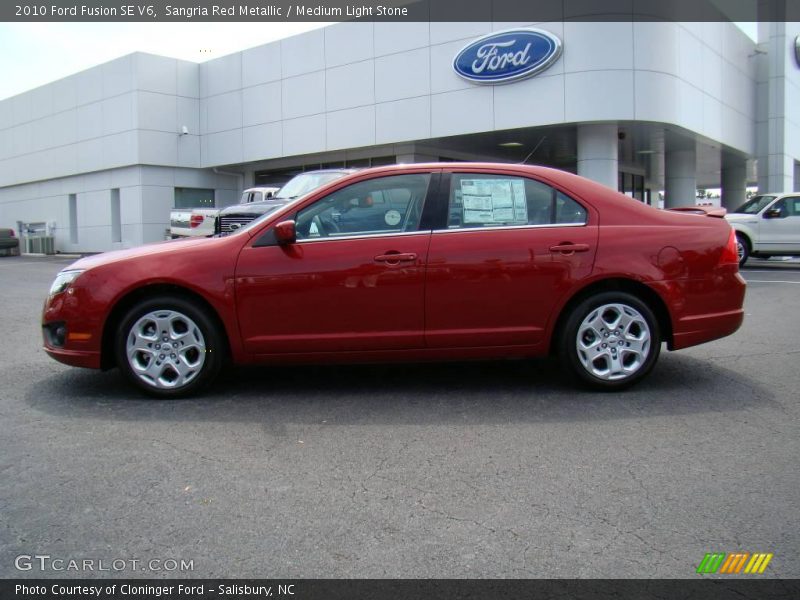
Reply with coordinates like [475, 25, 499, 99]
[42, 163, 745, 397]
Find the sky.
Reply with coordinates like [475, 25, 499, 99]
[0, 21, 758, 100]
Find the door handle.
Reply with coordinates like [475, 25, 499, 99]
[374, 252, 417, 264]
[549, 243, 590, 254]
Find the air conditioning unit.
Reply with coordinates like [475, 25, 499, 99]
[24, 236, 55, 255]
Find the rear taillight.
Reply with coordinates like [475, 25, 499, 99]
[719, 227, 738, 266]
[190, 214, 204, 228]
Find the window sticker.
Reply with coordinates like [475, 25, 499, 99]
[459, 178, 528, 225]
[384, 209, 402, 226]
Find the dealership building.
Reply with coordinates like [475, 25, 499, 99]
[0, 18, 799, 253]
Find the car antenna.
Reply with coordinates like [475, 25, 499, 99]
[518, 136, 547, 165]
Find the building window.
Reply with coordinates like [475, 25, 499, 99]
[110, 189, 121, 243]
[68, 194, 78, 244]
[174, 188, 215, 209]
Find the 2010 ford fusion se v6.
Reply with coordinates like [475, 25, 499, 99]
[42, 164, 746, 398]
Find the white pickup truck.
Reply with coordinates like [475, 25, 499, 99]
[169, 186, 280, 238]
[725, 192, 800, 266]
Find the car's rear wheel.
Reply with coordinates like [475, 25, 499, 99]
[115, 296, 223, 398]
[736, 233, 750, 267]
[559, 292, 661, 390]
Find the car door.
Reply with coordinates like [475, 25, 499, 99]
[235, 172, 436, 355]
[759, 196, 800, 253]
[424, 171, 598, 348]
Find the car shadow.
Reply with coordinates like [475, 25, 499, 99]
[26, 353, 775, 426]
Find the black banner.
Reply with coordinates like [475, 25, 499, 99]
[2, 580, 800, 600]
[4, 0, 800, 23]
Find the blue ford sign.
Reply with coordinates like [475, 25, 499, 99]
[453, 28, 562, 84]
[795, 35, 800, 68]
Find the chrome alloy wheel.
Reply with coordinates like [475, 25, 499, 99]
[125, 309, 206, 390]
[575, 303, 651, 381]
[736, 239, 745, 263]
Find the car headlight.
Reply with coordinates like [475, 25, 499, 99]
[49, 269, 85, 297]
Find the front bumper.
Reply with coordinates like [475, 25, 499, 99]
[42, 287, 104, 370]
[43, 344, 102, 369]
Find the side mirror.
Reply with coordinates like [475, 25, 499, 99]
[274, 220, 296, 245]
[763, 208, 782, 219]
[266, 192, 273, 199]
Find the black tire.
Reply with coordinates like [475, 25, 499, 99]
[115, 295, 224, 398]
[736, 233, 750, 267]
[558, 291, 661, 390]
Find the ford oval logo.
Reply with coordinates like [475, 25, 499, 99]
[795, 35, 800, 68]
[453, 28, 562, 84]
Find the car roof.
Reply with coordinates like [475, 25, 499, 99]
[294, 168, 359, 175]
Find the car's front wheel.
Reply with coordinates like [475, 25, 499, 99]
[559, 292, 661, 390]
[115, 296, 224, 398]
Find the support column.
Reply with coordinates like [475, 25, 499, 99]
[577, 124, 618, 190]
[664, 146, 697, 208]
[767, 154, 795, 193]
[243, 169, 256, 189]
[795, 161, 800, 192]
[755, 21, 799, 193]
[720, 155, 747, 211]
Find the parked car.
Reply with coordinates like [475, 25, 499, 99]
[169, 187, 282, 239]
[169, 208, 219, 239]
[0, 228, 19, 256]
[240, 186, 281, 204]
[42, 163, 745, 398]
[216, 169, 356, 235]
[725, 193, 800, 266]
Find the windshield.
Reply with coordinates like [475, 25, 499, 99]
[732, 195, 776, 214]
[276, 172, 346, 199]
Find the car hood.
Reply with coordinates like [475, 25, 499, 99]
[218, 200, 289, 216]
[725, 213, 759, 223]
[66, 237, 214, 271]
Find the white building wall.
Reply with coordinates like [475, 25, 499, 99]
[0, 165, 238, 252]
[0, 53, 202, 189]
[782, 23, 800, 191]
[0, 20, 777, 252]
[756, 21, 800, 192]
[198, 21, 757, 168]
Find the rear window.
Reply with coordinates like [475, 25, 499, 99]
[446, 174, 587, 229]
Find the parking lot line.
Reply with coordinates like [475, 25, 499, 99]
[743, 270, 800, 274]
[743, 279, 800, 284]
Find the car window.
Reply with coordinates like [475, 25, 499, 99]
[783, 197, 800, 216]
[295, 173, 431, 240]
[445, 174, 587, 229]
[769, 199, 787, 217]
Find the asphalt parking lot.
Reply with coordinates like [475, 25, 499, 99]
[0, 255, 797, 579]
